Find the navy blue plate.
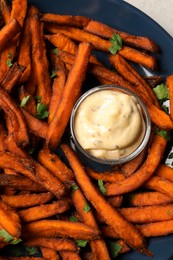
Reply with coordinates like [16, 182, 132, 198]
[7, 0, 173, 259]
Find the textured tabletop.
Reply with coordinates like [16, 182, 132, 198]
[124, 0, 173, 37]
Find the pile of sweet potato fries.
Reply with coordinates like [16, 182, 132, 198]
[0, 0, 173, 259]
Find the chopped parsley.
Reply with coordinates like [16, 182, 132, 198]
[0, 229, 22, 245]
[69, 215, 78, 222]
[153, 84, 169, 100]
[50, 68, 56, 78]
[109, 33, 122, 55]
[51, 48, 59, 54]
[6, 59, 13, 68]
[20, 95, 31, 107]
[25, 246, 39, 255]
[8, 52, 12, 59]
[76, 239, 88, 247]
[155, 128, 171, 141]
[83, 203, 91, 213]
[36, 102, 49, 119]
[98, 179, 107, 195]
[107, 241, 122, 258]
[71, 183, 79, 192]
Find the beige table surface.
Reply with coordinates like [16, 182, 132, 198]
[124, 0, 173, 37]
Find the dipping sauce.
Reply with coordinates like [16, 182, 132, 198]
[74, 89, 145, 160]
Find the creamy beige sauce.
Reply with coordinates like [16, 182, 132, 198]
[74, 89, 145, 160]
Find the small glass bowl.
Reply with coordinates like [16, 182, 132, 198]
[70, 85, 151, 165]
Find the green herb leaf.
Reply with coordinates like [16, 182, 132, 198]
[109, 33, 122, 55]
[25, 246, 39, 255]
[71, 183, 79, 192]
[69, 216, 78, 222]
[161, 104, 169, 114]
[50, 158, 56, 162]
[52, 48, 59, 54]
[50, 68, 56, 78]
[36, 102, 49, 119]
[6, 59, 13, 68]
[83, 203, 91, 213]
[168, 152, 173, 159]
[10, 238, 22, 244]
[98, 179, 107, 195]
[34, 96, 41, 103]
[153, 84, 169, 100]
[8, 52, 12, 59]
[76, 239, 88, 247]
[107, 241, 122, 258]
[155, 127, 171, 141]
[0, 229, 21, 244]
[20, 95, 31, 107]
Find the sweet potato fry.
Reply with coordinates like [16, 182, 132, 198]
[45, 33, 78, 54]
[0, 122, 7, 151]
[107, 196, 123, 208]
[1, 192, 53, 208]
[0, 0, 11, 23]
[61, 144, 147, 252]
[145, 176, 173, 199]
[19, 199, 71, 222]
[84, 20, 160, 53]
[45, 33, 101, 66]
[46, 25, 157, 69]
[41, 13, 90, 28]
[18, 87, 37, 116]
[0, 173, 46, 192]
[25, 237, 77, 252]
[48, 54, 67, 123]
[121, 148, 147, 177]
[45, 25, 111, 52]
[109, 53, 159, 106]
[119, 204, 173, 223]
[86, 167, 125, 182]
[102, 220, 173, 238]
[0, 256, 45, 260]
[0, 62, 25, 92]
[167, 74, 173, 120]
[60, 251, 81, 260]
[72, 188, 110, 260]
[0, 151, 68, 198]
[145, 75, 163, 88]
[21, 109, 48, 139]
[40, 247, 60, 260]
[46, 42, 92, 149]
[0, 18, 21, 53]
[0, 41, 17, 79]
[138, 220, 173, 237]
[155, 164, 173, 181]
[11, 0, 27, 27]
[0, 86, 29, 146]
[127, 191, 173, 207]
[0, 200, 21, 238]
[105, 134, 167, 196]
[30, 12, 52, 107]
[38, 145, 74, 182]
[22, 220, 100, 240]
[17, 9, 32, 84]
[118, 46, 157, 70]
